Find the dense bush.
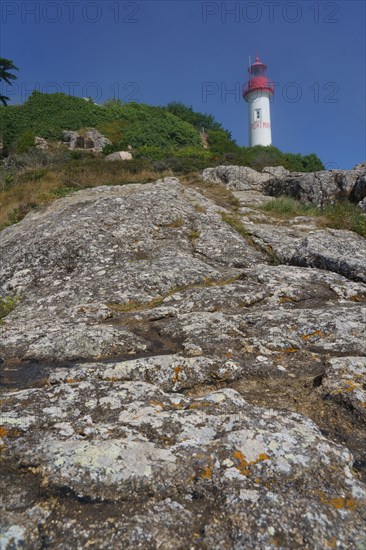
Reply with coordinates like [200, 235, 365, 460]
[151, 156, 218, 174]
[0, 92, 325, 173]
[164, 102, 231, 137]
[14, 130, 35, 153]
[0, 92, 202, 150]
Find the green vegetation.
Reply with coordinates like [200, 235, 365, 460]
[14, 130, 36, 154]
[164, 102, 231, 135]
[221, 212, 248, 237]
[0, 92, 201, 152]
[0, 92, 328, 229]
[261, 196, 320, 218]
[0, 295, 19, 319]
[322, 202, 366, 237]
[260, 196, 366, 238]
[0, 58, 18, 106]
[0, 92, 324, 173]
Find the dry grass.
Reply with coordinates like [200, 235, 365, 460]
[181, 173, 240, 210]
[0, 158, 172, 228]
[220, 212, 248, 238]
[259, 196, 366, 238]
[107, 275, 242, 314]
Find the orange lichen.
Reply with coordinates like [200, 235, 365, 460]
[171, 402, 184, 409]
[189, 402, 210, 410]
[201, 464, 213, 479]
[279, 296, 296, 303]
[0, 426, 20, 438]
[326, 537, 337, 548]
[0, 427, 9, 437]
[318, 491, 358, 510]
[301, 330, 326, 341]
[172, 366, 181, 383]
[66, 378, 78, 384]
[349, 294, 366, 302]
[343, 380, 359, 392]
[150, 400, 165, 410]
[233, 450, 270, 476]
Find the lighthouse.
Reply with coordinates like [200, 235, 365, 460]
[242, 56, 274, 147]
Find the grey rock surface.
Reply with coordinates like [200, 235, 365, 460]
[105, 151, 133, 161]
[248, 224, 366, 283]
[203, 165, 270, 191]
[61, 128, 110, 152]
[351, 172, 366, 203]
[1, 173, 366, 548]
[34, 136, 48, 150]
[264, 169, 363, 207]
[358, 197, 366, 212]
[61, 130, 79, 148]
[84, 128, 110, 152]
[2, 382, 366, 549]
[262, 165, 290, 178]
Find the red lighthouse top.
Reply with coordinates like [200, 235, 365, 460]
[243, 56, 274, 98]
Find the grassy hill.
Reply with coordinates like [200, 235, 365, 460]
[0, 92, 202, 151]
[0, 92, 326, 229]
[0, 92, 324, 172]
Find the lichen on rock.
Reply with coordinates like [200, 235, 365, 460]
[1, 173, 366, 548]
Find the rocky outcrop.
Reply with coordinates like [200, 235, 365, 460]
[263, 169, 366, 207]
[350, 172, 366, 203]
[105, 151, 133, 161]
[2, 381, 365, 548]
[358, 197, 366, 212]
[1, 174, 366, 548]
[34, 136, 48, 150]
[262, 165, 290, 178]
[203, 165, 271, 191]
[353, 161, 366, 171]
[61, 128, 110, 152]
[84, 128, 110, 152]
[248, 224, 366, 283]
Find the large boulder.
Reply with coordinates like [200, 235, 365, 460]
[203, 165, 271, 191]
[61, 129, 110, 152]
[358, 197, 366, 212]
[350, 172, 366, 203]
[84, 128, 110, 152]
[353, 161, 366, 171]
[248, 223, 366, 283]
[34, 136, 48, 150]
[105, 151, 133, 161]
[264, 170, 363, 207]
[262, 165, 290, 178]
[61, 130, 79, 149]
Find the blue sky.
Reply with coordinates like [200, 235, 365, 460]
[1, 0, 365, 168]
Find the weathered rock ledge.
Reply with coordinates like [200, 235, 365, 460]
[1, 175, 365, 549]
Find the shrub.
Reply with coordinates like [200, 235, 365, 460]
[164, 102, 230, 135]
[133, 145, 167, 160]
[0, 295, 19, 319]
[0, 92, 202, 150]
[14, 130, 35, 154]
[261, 196, 319, 217]
[260, 196, 366, 238]
[322, 202, 366, 237]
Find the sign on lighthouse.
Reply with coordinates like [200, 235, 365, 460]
[242, 56, 274, 147]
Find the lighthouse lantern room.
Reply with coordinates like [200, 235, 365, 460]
[242, 56, 274, 147]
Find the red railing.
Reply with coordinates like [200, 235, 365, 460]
[242, 77, 274, 97]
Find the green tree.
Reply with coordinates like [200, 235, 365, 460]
[0, 58, 18, 106]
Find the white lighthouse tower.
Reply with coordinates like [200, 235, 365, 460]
[242, 56, 274, 146]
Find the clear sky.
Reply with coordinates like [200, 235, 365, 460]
[1, 0, 365, 168]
